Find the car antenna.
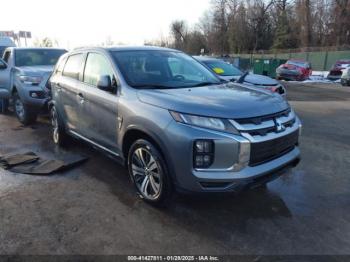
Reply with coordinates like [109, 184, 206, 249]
[236, 71, 249, 83]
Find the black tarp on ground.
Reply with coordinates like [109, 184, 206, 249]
[0, 151, 88, 175]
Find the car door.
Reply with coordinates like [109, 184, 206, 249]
[0, 58, 10, 99]
[79, 52, 119, 153]
[58, 53, 86, 132]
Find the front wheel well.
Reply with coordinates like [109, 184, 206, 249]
[122, 129, 163, 162]
[12, 86, 17, 95]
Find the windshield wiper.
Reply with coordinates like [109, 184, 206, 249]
[236, 72, 249, 83]
[132, 84, 175, 89]
[190, 82, 219, 87]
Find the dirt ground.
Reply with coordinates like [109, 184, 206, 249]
[0, 82, 349, 255]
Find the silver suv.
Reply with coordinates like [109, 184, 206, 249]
[50, 46, 301, 205]
[0, 48, 66, 124]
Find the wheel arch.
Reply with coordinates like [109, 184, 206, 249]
[121, 128, 176, 183]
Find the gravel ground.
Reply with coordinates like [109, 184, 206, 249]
[0, 82, 349, 255]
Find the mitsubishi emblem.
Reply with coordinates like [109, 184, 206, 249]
[275, 119, 286, 133]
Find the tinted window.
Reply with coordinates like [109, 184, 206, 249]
[63, 54, 84, 80]
[203, 60, 242, 76]
[111, 50, 219, 89]
[15, 49, 66, 67]
[287, 61, 310, 68]
[0, 47, 7, 58]
[3, 51, 11, 63]
[56, 57, 67, 74]
[84, 53, 115, 86]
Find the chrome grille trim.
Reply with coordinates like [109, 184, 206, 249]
[241, 122, 299, 143]
[229, 109, 298, 139]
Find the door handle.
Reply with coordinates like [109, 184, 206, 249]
[77, 93, 85, 104]
[56, 83, 62, 91]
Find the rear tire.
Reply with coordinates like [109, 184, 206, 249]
[0, 99, 9, 114]
[51, 106, 68, 146]
[128, 139, 173, 206]
[13, 93, 37, 125]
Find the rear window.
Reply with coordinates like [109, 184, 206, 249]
[15, 49, 66, 67]
[62, 54, 84, 80]
[287, 61, 310, 68]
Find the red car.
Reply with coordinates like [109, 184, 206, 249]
[276, 59, 312, 81]
[327, 59, 350, 81]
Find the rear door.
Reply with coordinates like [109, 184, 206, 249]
[79, 52, 119, 152]
[58, 53, 85, 132]
[0, 58, 10, 98]
[0, 50, 12, 98]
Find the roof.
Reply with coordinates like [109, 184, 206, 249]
[74, 45, 178, 52]
[0, 37, 15, 47]
[193, 56, 222, 62]
[9, 47, 67, 51]
[288, 59, 308, 62]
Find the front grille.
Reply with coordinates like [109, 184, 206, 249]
[235, 109, 291, 125]
[249, 130, 299, 166]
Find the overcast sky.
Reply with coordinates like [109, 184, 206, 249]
[1, 0, 210, 49]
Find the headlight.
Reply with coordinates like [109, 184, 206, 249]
[169, 111, 239, 134]
[19, 75, 42, 85]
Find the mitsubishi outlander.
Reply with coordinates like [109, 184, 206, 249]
[49, 46, 301, 205]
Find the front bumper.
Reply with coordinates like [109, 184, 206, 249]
[277, 72, 305, 81]
[164, 117, 301, 193]
[327, 71, 342, 80]
[15, 81, 50, 112]
[341, 78, 350, 86]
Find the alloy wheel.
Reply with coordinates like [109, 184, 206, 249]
[51, 108, 59, 144]
[15, 99, 25, 120]
[131, 147, 162, 200]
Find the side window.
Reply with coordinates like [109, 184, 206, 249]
[3, 51, 11, 63]
[56, 57, 67, 74]
[83, 53, 115, 86]
[63, 54, 84, 80]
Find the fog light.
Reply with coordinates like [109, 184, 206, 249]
[31, 92, 38, 98]
[195, 140, 212, 153]
[29, 91, 45, 99]
[194, 140, 214, 168]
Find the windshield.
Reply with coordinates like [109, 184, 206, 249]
[111, 50, 220, 89]
[15, 49, 66, 67]
[203, 60, 242, 76]
[287, 60, 310, 68]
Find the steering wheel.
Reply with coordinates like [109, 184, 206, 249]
[173, 75, 185, 81]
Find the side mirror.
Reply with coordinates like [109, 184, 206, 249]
[0, 59, 7, 70]
[97, 75, 113, 92]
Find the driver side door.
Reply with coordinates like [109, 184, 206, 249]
[78, 52, 119, 153]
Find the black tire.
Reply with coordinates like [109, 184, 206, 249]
[13, 93, 37, 125]
[128, 139, 173, 206]
[50, 106, 68, 146]
[0, 99, 9, 114]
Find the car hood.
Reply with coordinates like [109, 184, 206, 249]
[220, 74, 279, 86]
[17, 65, 54, 77]
[137, 83, 289, 119]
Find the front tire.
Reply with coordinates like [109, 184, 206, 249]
[13, 93, 37, 125]
[51, 106, 68, 146]
[128, 139, 173, 206]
